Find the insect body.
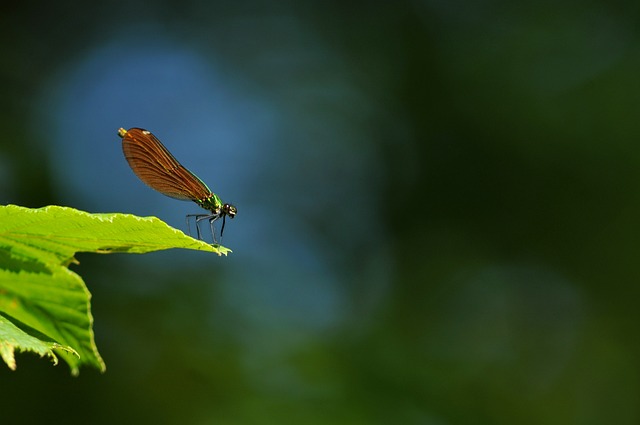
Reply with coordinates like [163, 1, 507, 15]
[117, 127, 237, 242]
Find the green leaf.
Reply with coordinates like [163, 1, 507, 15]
[0, 204, 232, 374]
[0, 314, 78, 370]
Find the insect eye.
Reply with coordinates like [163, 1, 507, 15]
[224, 204, 237, 217]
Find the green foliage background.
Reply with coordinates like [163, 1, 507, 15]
[2, 1, 640, 424]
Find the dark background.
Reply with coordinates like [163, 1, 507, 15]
[2, 1, 640, 424]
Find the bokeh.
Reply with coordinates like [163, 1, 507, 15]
[2, 1, 640, 424]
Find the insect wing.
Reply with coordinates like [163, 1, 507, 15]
[119, 128, 212, 201]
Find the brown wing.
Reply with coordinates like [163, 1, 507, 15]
[118, 128, 212, 201]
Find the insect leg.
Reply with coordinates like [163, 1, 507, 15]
[196, 214, 218, 242]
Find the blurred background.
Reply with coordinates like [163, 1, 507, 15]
[2, 0, 640, 423]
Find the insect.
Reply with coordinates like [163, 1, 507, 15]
[117, 127, 237, 243]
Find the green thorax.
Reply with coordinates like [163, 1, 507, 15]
[196, 193, 223, 213]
